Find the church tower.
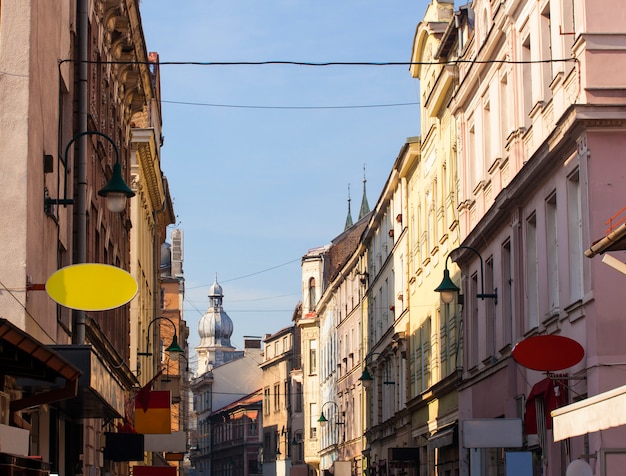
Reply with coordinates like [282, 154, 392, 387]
[344, 184, 354, 231]
[196, 275, 243, 374]
[359, 166, 370, 220]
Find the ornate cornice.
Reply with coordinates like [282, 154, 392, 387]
[131, 128, 163, 212]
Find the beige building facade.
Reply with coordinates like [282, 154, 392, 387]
[404, 1, 463, 474]
[261, 324, 308, 476]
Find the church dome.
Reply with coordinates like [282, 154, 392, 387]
[198, 275, 234, 348]
[208, 277, 223, 298]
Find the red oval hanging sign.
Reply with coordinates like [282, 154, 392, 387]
[512, 335, 584, 371]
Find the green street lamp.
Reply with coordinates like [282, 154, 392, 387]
[435, 245, 497, 305]
[45, 130, 135, 214]
[138, 316, 185, 361]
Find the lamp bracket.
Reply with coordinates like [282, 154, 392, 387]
[477, 287, 498, 305]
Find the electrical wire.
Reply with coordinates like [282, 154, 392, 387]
[187, 257, 301, 289]
[60, 58, 578, 67]
[162, 99, 420, 110]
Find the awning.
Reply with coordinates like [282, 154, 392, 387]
[51, 345, 126, 419]
[0, 453, 50, 476]
[525, 378, 567, 434]
[552, 384, 626, 442]
[0, 318, 81, 416]
[428, 423, 457, 450]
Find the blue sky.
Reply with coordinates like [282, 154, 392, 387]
[139, 1, 430, 360]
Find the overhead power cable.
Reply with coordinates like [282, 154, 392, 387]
[60, 58, 578, 67]
[162, 99, 419, 110]
[187, 258, 301, 290]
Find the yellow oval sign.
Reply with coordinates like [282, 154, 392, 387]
[46, 263, 138, 311]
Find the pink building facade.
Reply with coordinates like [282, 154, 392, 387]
[430, 0, 626, 474]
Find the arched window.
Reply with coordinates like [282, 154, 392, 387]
[308, 277, 316, 309]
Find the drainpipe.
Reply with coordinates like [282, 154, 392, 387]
[73, 0, 88, 345]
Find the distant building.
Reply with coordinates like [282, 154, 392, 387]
[190, 277, 263, 476]
[197, 275, 245, 373]
[299, 176, 372, 475]
[260, 318, 308, 476]
[208, 391, 263, 476]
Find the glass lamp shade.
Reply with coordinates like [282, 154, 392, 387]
[358, 367, 374, 389]
[434, 268, 460, 304]
[105, 193, 127, 213]
[98, 162, 135, 212]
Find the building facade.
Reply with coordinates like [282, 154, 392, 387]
[405, 1, 463, 474]
[260, 324, 307, 476]
[300, 208, 371, 476]
[208, 391, 263, 476]
[358, 148, 412, 476]
[190, 278, 264, 476]
[419, 0, 626, 474]
[0, 1, 170, 475]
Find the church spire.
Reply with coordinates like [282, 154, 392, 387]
[344, 184, 354, 230]
[359, 165, 370, 220]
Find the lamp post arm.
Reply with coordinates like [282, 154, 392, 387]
[64, 130, 120, 166]
[320, 400, 338, 415]
[140, 316, 179, 355]
[448, 245, 497, 303]
[57, 131, 120, 207]
[449, 246, 486, 295]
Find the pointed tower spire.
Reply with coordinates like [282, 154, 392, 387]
[344, 184, 354, 230]
[359, 164, 370, 219]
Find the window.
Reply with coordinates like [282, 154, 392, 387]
[295, 381, 303, 412]
[248, 417, 257, 436]
[483, 99, 492, 170]
[413, 318, 432, 394]
[263, 387, 270, 415]
[468, 120, 478, 188]
[567, 169, 583, 301]
[546, 192, 559, 313]
[499, 73, 510, 155]
[308, 277, 317, 310]
[485, 256, 496, 357]
[540, 4, 553, 100]
[502, 240, 513, 345]
[309, 339, 317, 374]
[273, 383, 280, 412]
[526, 213, 539, 330]
[522, 35, 532, 128]
[558, 0, 575, 77]
[422, 318, 432, 390]
[439, 303, 458, 378]
[310, 403, 318, 439]
[425, 190, 433, 252]
[470, 273, 479, 367]
[432, 180, 439, 244]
